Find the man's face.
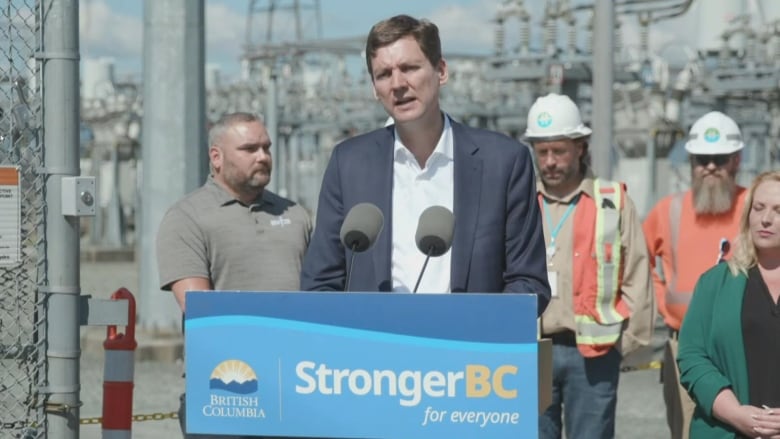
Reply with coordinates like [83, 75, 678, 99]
[370, 36, 448, 125]
[210, 120, 272, 197]
[532, 138, 584, 191]
[690, 153, 740, 214]
[749, 179, 780, 255]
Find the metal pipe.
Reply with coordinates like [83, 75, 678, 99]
[138, 0, 206, 331]
[646, 131, 657, 214]
[42, 0, 81, 437]
[591, 0, 615, 179]
[289, 132, 299, 202]
[561, 0, 692, 21]
[266, 66, 280, 194]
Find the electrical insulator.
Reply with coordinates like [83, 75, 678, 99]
[545, 18, 558, 55]
[519, 14, 531, 54]
[567, 18, 577, 54]
[640, 25, 649, 56]
[494, 21, 506, 56]
[719, 38, 731, 67]
[585, 14, 594, 54]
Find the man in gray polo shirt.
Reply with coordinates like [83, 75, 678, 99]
[157, 111, 310, 309]
[156, 112, 310, 438]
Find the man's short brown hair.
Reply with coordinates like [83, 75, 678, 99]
[364, 14, 442, 79]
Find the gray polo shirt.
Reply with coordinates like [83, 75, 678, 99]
[157, 177, 311, 292]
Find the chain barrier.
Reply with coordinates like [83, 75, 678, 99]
[2, 411, 179, 430]
[79, 411, 179, 425]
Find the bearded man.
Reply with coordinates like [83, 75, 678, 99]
[156, 112, 311, 438]
[643, 111, 748, 439]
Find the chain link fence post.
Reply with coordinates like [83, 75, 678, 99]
[1, 1, 46, 437]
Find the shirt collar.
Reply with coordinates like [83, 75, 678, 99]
[206, 175, 271, 208]
[393, 113, 454, 164]
[537, 169, 596, 203]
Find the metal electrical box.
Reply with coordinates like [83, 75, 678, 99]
[61, 176, 97, 216]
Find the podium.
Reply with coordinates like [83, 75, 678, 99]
[185, 291, 547, 438]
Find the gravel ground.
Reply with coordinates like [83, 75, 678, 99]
[78, 259, 667, 438]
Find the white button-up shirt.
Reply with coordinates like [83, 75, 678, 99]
[391, 116, 454, 293]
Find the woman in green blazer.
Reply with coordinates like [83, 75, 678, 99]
[677, 170, 780, 439]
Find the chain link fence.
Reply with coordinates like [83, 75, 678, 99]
[1, 1, 46, 438]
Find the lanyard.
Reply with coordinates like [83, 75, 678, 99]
[543, 196, 578, 259]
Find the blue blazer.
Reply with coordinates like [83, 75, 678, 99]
[300, 120, 551, 314]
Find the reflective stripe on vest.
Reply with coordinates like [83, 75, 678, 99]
[666, 192, 692, 305]
[575, 179, 626, 348]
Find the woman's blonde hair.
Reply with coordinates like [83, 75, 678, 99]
[727, 170, 780, 275]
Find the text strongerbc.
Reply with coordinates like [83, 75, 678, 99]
[295, 361, 518, 407]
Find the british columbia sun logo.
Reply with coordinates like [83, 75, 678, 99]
[209, 360, 258, 394]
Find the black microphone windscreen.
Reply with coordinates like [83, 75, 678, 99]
[340, 203, 384, 252]
[415, 205, 454, 257]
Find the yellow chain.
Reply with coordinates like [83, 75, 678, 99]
[79, 412, 179, 425]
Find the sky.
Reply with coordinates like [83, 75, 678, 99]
[79, 0, 506, 80]
[78, 0, 779, 82]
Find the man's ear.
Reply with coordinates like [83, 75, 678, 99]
[209, 146, 221, 171]
[438, 59, 448, 86]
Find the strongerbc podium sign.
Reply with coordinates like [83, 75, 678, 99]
[185, 292, 538, 438]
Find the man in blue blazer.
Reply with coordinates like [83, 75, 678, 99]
[301, 14, 550, 314]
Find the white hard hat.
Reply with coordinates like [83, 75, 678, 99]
[524, 93, 592, 140]
[684, 111, 744, 155]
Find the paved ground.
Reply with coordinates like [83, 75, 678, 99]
[78, 259, 668, 438]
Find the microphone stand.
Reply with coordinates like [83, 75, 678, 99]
[413, 246, 434, 293]
[344, 243, 358, 292]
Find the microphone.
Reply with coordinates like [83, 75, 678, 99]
[340, 203, 384, 291]
[413, 206, 455, 293]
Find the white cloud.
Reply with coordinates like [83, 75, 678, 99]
[204, 2, 245, 72]
[77, 1, 248, 77]
[429, 0, 498, 54]
[80, 0, 142, 62]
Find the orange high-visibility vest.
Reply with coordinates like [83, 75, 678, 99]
[643, 188, 746, 330]
[540, 179, 630, 358]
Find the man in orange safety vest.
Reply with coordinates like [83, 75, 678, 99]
[529, 93, 655, 439]
[643, 111, 748, 439]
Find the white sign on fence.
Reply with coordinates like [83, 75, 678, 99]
[0, 167, 21, 266]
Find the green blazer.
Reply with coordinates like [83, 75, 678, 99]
[677, 262, 749, 439]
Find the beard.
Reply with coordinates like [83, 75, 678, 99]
[221, 165, 270, 199]
[692, 174, 736, 215]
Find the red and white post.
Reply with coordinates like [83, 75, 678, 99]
[102, 287, 137, 439]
